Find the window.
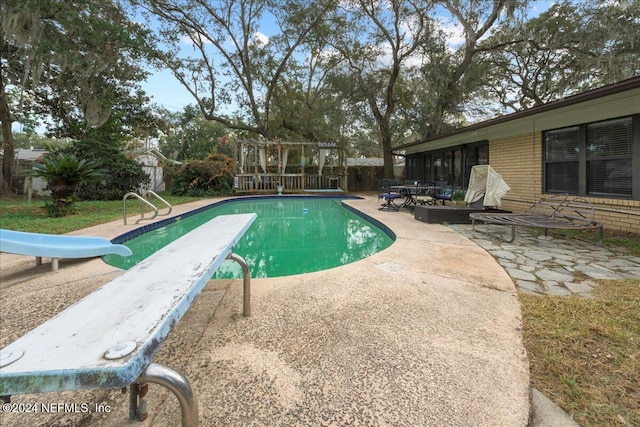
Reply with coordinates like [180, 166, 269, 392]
[404, 141, 488, 187]
[442, 150, 453, 184]
[586, 118, 632, 197]
[432, 153, 443, 182]
[464, 144, 488, 188]
[544, 116, 636, 199]
[421, 154, 431, 183]
[478, 145, 488, 165]
[544, 126, 579, 194]
[406, 156, 417, 180]
[453, 149, 462, 187]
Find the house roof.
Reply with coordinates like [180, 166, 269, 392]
[347, 158, 384, 167]
[394, 76, 640, 155]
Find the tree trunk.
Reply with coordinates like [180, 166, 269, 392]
[48, 180, 79, 216]
[0, 72, 16, 194]
[368, 94, 396, 180]
[381, 134, 395, 180]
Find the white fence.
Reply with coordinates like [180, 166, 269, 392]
[234, 173, 345, 193]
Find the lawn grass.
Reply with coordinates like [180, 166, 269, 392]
[0, 194, 203, 234]
[520, 279, 640, 426]
[522, 226, 639, 426]
[550, 228, 640, 257]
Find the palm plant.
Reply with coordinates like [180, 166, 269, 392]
[29, 153, 105, 216]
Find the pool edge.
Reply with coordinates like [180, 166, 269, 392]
[110, 194, 396, 244]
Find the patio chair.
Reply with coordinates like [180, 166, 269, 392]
[377, 179, 401, 211]
[412, 184, 435, 205]
[433, 188, 453, 205]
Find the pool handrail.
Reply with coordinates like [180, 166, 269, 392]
[123, 191, 172, 225]
[145, 190, 172, 217]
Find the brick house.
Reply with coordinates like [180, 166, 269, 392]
[393, 76, 640, 233]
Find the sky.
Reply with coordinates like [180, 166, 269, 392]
[139, 9, 278, 116]
[141, 68, 192, 113]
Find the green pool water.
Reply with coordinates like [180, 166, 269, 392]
[104, 197, 394, 278]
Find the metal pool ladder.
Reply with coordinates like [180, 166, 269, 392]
[123, 191, 172, 224]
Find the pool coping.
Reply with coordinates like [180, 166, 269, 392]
[110, 194, 396, 244]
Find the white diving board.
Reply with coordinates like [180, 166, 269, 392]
[0, 213, 257, 427]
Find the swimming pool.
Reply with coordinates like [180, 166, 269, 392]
[105, 196, 395, 278]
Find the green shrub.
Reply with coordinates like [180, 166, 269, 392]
[28, 153, 105, 217]
[452, 189, 466, 202]
[171, 153, 235, 196]
[76, 155, 149, 200]
[58, 132, 150, 201]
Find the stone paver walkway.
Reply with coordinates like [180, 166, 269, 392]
[448, 224, 640, 297]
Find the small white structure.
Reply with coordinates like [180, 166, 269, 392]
[129, 148, 182, 193]
[15, 148, 50, 196]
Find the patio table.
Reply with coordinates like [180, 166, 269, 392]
[391, 185, 438, 208]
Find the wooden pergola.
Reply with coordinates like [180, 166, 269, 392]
[233, 139, 347, 193]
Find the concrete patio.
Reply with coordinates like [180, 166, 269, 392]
[0, 195, 530, 426]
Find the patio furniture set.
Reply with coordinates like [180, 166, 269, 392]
[377, 166, 603, 244]
[377, 179, 451, 211]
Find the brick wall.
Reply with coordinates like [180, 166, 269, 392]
[489, 131, 640, 234]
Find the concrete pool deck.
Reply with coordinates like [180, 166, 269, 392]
[0, 195, 531, 426]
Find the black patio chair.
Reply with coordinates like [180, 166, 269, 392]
[377, 179, 401, 211]
[433, 188, 454, 205]
[412, 184, 435, 205]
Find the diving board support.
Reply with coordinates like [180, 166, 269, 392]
[134, 363, 198, 426]
[228, 252, 251, 317]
